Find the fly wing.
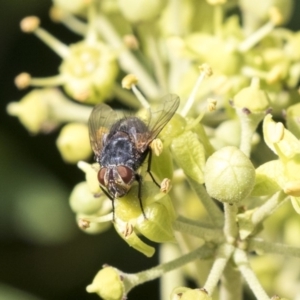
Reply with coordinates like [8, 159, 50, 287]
[88, 103, 119, 157]
[147, 94, 180, 141]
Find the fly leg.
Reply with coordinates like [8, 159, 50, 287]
[147, 148, 161, 188]
[135, 173, 147, 219]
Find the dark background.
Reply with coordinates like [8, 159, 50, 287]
[0, 1, 299, 300]
[0, 1, 158, 300]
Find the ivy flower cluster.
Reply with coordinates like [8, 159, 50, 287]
[7, 0, 300, 299]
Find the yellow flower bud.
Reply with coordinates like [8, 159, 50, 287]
[53, 0, 90, 14]
[117, 0, 168, 23]
[171, 287, 192, 300]
[113, 181, 175, 255]
[135, 193, 176, 243]
[69, 182, 105, 214]
[204, 146, 255, 203]
[114, 220, 155, 257]
[59, 41, 118, 104]
[76, 213, 111, 234]
[56, 123, 92, 163]
[77, 161, 101, 195]
[86, 266, 125, 300]
[181, 288, 212, 300]
[171, 287, 212, 300]
[6, 89, 59, 134]
[286, 102, 300, 139]
[233, 77, 271, 114]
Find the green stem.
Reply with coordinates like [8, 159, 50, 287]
[237, 109, 264, 157]
[95, 13, 160, 99]
[159, 243, 184, 300]
[213, 4, 224, 37]
[204, 243, 235, 294]
[124, 244, 214, 293]
[251, 191, 287, 225]
[173, 218, 224, 243]
[30, 75, 65, 87]
[248, 238, 300, 258]
[187, 177, 224, 228]
[34, 28, 69, 58]
[238, 21, 275, 53]
[113, 84, 140, 108]
[85, 0, 98, 45]
[220, 260, 242, 300]
[49, 90, 92, 123]
[233, 248, 269, 300]
[169, 0, 183, 36]
[180, 71, 206, 117]
[223, 203, 238, 243]
[144, 26, 168, 94]
[58, 11, 87, 35]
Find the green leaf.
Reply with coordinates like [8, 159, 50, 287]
[291, 196, 300, 214]
[171, 131, 205, 184]
[251, 160, 283, 196]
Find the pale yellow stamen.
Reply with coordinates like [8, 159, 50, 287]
[122, 74, 138, 89]
[14, 72, 31, 89]
[20, 16, 40, 33]
[150, 138, 163, 156]
[207, 98, 217, 112]
[269, 122, 285, 143]
[160, 178, 171, 193]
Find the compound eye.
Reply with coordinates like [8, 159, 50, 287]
[117, 166, 133, 184]
[97, 168, 107, 186]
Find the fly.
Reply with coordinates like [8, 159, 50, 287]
[88, 94, 180, 220]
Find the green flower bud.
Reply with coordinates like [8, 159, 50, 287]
[239, 0, 293, 30]
[271, 297, 289, 300]
[286, 102, 300, 139]
[56, 123, 92, 163]
[233, 78, 271, 114]
[117, 0, 168, 23]
[114, 220, 155, 257]
[171, 131, 206, 184]
[286, 32, 300, 61]
[86, 266, 125, 300]
[214, 119, 241, 148]
[159, 0, 195, 36]
[69, 181, 105, 215]
[59, 41, 118, 104]
[135, 193, 176, 243]
[171, 287, 192, 300]
[77, 161, 101, 195]
[115, 181, 159, 221]
[185, 34, 242, 75]
[76, 213, 111, 235]
[53, 0, 89, 14]
[6, 89, 60, 134]
[204, 146, 256, 203]
[181, 289, 212, 300]
[171, 287, 212, 300]
[113, 181, 176, 255]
